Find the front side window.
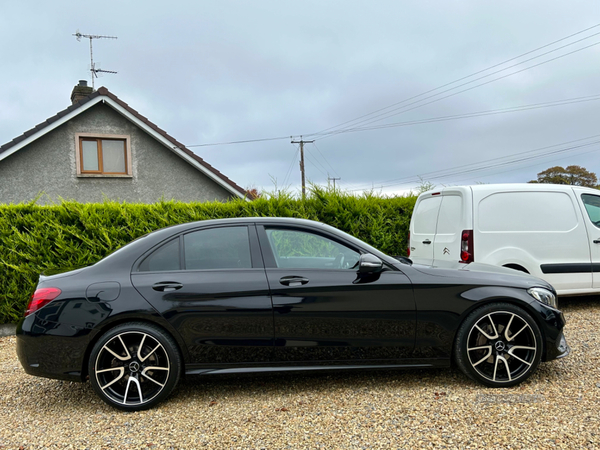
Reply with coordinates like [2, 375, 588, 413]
[582, 194, 600, 229]
[184, 226, 252, 270]
[266, 228, 359, 270]
[77, 134, 130, 176]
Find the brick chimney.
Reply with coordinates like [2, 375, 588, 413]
[70, 80, 94, 104]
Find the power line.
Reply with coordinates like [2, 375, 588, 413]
[282, 146, 300, 187]
[187, 135, 290, 148]
[440, 145, 600, 186]
[351, 138, 600, 191]
[312, 142, 340, 177]
[348, 134, 600, 192]
[305, 23, 600, 139]
[305, 147, 332, 177]
[180, 94, 600, 151]
[304, 152, 329, 178]
[320, 94, 600, 136]
[316, 39, 600, 141]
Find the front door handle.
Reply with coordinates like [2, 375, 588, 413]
[152, 282, 183, 292]
[423, 239, 432, 244]
[279, 276, 309, 287]
[594, 239, 600, 244]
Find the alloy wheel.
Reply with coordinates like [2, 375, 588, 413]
[94, 331, 171, 407]
[466, 310, 537, 384]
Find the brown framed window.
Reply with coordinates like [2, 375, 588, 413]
[78, 137, 129, 175]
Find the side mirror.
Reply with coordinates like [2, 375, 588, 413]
[358, 253, 383, 273]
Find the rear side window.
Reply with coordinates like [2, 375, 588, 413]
[413, 196, 442, 234]
[138, 238, 181, 272]
[184, 226, 252, 270]
[478, 192, 578, 232]
[582, 194, 600, 229]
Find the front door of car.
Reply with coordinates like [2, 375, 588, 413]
[131, 224, 274, 365]
[257, 225, 416, 364]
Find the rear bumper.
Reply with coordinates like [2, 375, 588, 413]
[16, 315, 89, 382]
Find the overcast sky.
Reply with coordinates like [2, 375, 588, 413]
[1, 1, 599, 196]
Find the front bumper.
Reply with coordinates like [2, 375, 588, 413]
[542, 308, 569, 362]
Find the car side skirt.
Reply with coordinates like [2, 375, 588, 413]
[185, 359, 450, 375]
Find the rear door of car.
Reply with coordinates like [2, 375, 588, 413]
[130, 223, 274, 365]
[256, 223, 416, 364]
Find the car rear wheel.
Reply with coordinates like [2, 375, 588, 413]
[454, 302, 542, 387]
[88, 322, 181, 411]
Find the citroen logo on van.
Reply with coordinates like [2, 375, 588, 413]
[443, 247, 450, 255]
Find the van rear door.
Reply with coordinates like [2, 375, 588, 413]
[432, 193, 465, 263]
[409, 193, 442, 264]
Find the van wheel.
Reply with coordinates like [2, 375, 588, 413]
[88, 322, 182, 411]
[454, 303, 542, 387]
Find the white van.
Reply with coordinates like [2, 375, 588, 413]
[409, 183, 600, 296]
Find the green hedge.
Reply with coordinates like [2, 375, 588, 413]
[0, 188, 416, 324]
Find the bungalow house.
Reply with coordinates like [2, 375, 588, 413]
[0, 81, 247, 204]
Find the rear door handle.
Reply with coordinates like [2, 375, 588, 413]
[423, 239, 432, 244]
[279, 276, 309, 287]
[594, 239, 600, 244]
[152, 282, 183, 292]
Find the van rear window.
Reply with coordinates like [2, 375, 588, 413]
[478, 192, 577, 232]
[413, 196, 442, 234]
[436, 195, 463, 234]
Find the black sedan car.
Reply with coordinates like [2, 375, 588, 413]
[17, 218, 569, 411]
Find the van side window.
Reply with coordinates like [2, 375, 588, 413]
[413, 197, 442, 234]
[581, 194, 600, 229]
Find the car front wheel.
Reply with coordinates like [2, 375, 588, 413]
[88, 322, 181, 411]
[454, 302, 542, 387]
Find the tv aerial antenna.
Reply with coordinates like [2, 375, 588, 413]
[73, 30, 118, 89]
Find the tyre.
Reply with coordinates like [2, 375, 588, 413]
[454, 302, 542, 387]
[88, 322, 182, 411]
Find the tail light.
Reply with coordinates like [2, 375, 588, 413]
[407, 231, 411, 257]
[460, 230, 474, 263]
[25, 287, 62, 316]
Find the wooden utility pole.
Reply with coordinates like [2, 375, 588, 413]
[328, 176, 341, 190]
[291, 137, 314, 198]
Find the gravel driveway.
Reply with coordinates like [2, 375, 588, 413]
[1, 296, 599, 449]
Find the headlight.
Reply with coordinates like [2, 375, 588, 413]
[528, 287, 558, 309]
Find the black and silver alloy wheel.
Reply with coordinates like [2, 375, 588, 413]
[455, 303, 542, 387]
[89, 322, 181, 411]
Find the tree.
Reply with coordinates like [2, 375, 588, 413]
[529, 165, 598, 188]
[245, 187, 261, 199]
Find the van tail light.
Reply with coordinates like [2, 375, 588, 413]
[25, 287, 62, 317]
[407, 231, 411, 257]
[460, 230, 474, 264]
